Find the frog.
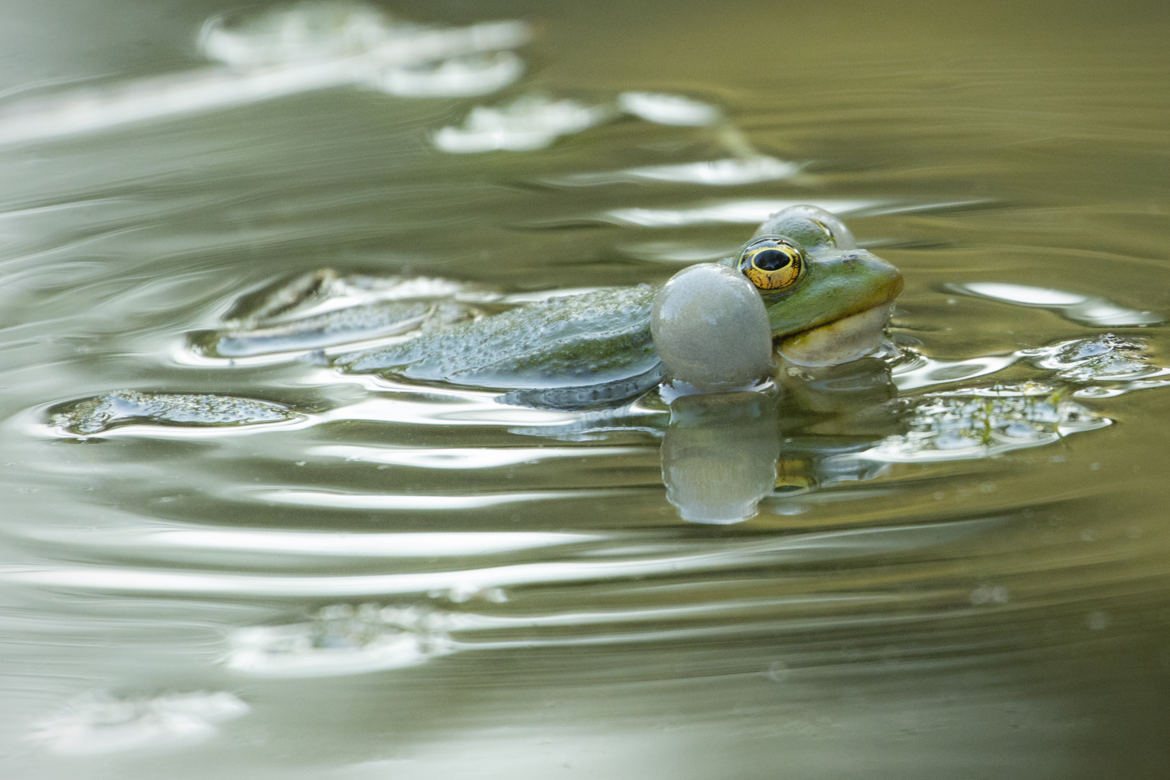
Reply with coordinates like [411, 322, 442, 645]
[338, 204, 903, 405]
[53, 205, 901, 436]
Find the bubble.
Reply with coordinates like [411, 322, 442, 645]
[651, 264, 774, 394]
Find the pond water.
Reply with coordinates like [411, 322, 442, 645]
[2, 1, 1169, 777]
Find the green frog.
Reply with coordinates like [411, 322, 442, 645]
[340, 205, 903, 404]
[107, 205, 900, 431]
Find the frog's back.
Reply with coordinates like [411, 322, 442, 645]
[344, 285, 659, 390]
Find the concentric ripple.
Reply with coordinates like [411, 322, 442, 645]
[1, 1, 1169, 774]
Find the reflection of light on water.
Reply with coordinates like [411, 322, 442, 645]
[945, 281, 1162, 327]
[217, 513, 1003, 678]
[309, 442, 641, 469]
[893, 334, 1170, 397]
[198, 1, 399, 67]
[0, 3, 530, 146]
[605, 198, 882, 228]
[319, 394, 584, 427]
[433, 95, 616, 153]
[159, 529, 599, 557]
[28, 691, 248, 755]
[549, 156, 802, 187]
[370, 51, 525, 97]
[219, 521, 1003, 677]
[892, 353, 1019, 391]
[227, 604, 454, 677]
[1, 519, 994, 598]
[7, 524, 600, 559]
[619, 240, 739, 264]
[248, 486, 628, 511]
[615, 91, 724, 126]
[431, 89, 763, 155]
[957, 283, 1086, 307]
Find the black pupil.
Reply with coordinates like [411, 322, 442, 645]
[754, 248, 791, 271]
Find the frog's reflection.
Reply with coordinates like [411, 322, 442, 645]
[660, 357, 900, 524]
[661, 390, 781, 524]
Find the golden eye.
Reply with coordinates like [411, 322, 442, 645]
[737, 237, 805, 292]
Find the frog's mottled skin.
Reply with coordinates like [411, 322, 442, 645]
[201, 301, 434, 358]
[49, 391, 297, 436]
[340, 206, 903, 394]
[344, 285, 661, 388]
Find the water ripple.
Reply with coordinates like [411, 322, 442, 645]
[0, 4, 530, 147]
[27, 690, 248, 755]
[0, 519, 1003, 599]
[602, 198, 882, 228]
[944, 281, 1162, 327]
[227, 604, 455, 677]
[245, 486, 638, 511]
[892, 352, 1020, 391]
[11, 525, 601, 559]
[308, 443, 643, 469]
[548, 156, 802, 187]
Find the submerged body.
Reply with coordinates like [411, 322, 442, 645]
[342, 205, 903, 401]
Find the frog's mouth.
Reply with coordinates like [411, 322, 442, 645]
[775, 303, 894, 366]
[756, 247, 902, 367]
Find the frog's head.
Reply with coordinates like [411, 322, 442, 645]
[651, 205, 902, 392]
[729, 205, 903, 365]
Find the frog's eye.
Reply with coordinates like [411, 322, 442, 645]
[737, 237, 805, 292]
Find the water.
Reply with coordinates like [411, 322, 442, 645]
[2, 1, 1170, 777]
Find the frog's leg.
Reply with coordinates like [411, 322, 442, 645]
[189, 270, 487, 360]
